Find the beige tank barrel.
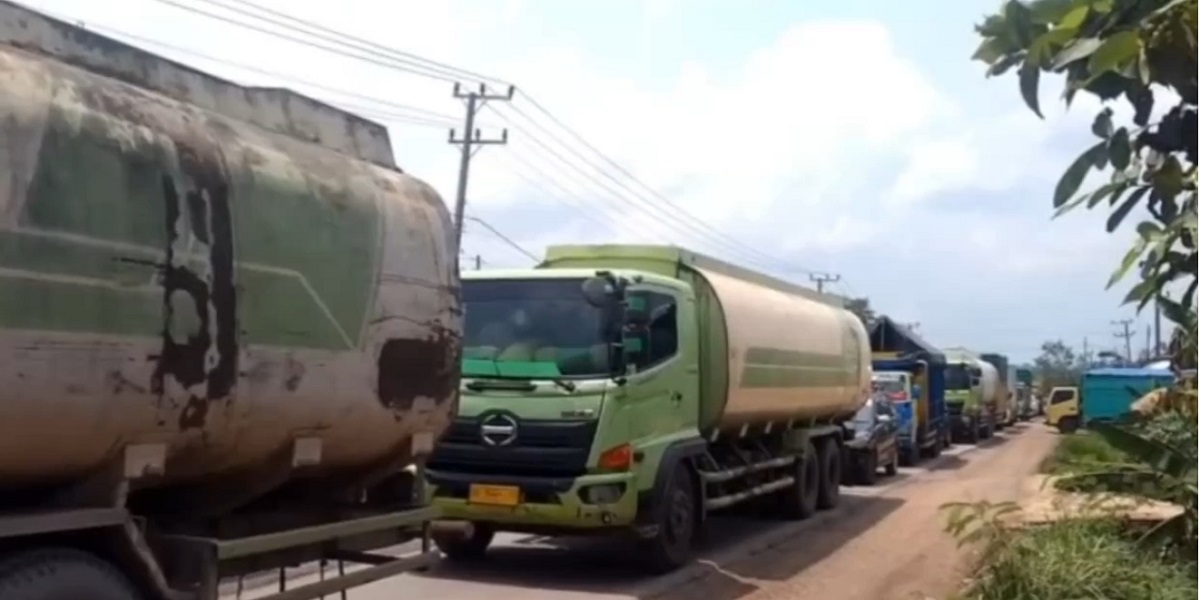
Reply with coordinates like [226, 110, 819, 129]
[0, 11, 459, 500]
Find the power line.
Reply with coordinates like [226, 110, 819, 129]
[149, 0, 830, 281]
[464, 215, 539, 263]
[1111, 319, 1135, 364]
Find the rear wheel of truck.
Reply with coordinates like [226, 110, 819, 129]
[434, 524, 495, 562]
[859, 451, 878, 486]
[884, 450, 899, 476]
[639, 463, 697, 573]
[816, 438, 841, 510]
[775, 441, 819, 520]
[0, 548, 140, 600]
[1056, 415, 1080, 434]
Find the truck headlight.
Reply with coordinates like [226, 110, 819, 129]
[580, 483, 626, 505]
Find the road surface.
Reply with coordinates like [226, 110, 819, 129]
[227, 422, 1056, 600]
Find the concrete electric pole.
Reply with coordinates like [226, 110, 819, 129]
[808, 272, 841, 294]
[1112, 319, 1135, 364]
[449, 83, 514, 259]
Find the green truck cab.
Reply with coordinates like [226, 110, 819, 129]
[426, 245, 871, 572]
[944, 358, 993, 443]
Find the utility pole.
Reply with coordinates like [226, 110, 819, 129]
[449, 82, 514, 260]
[808, 272, 841, 294]
[1112, 319, 1135, 364]
[1082, 336, 1090, 369]
[474, 254, 482, 270]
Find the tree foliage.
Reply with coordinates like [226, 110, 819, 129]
[1034, 339, 1086, 394]
[973, 0, 1198, 373]
[845, 297, 877, 330]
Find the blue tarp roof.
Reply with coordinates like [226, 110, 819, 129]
[868, 316, 946, 365]
[1085, 367, 1174, 378]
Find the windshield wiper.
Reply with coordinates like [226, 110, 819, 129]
[465, 379, 536, 392]
[551, 378, 577, 393]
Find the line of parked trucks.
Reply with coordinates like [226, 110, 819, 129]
[0, 5, 1103, 599]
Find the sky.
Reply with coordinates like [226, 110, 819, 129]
[14, 0, 1175, 363]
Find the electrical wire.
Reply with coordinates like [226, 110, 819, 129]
[153, 0, 828, 279]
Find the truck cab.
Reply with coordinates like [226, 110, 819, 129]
[1044, 386, 1080, 433]
[427, 269, 695, 550]
[870, 371, 917, 462]
[945, 361, 991, 443]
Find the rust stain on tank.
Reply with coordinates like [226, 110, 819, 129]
[149, 136, 239, 431]
[376, 323, 458, 414]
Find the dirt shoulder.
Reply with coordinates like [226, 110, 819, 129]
[655, 424, 1059, 600]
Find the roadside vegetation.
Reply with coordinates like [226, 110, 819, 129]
[945, 0, 1198, 597]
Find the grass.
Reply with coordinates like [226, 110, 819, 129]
[962, 519, 1197, 600]
[1037, 430, 1128, 476]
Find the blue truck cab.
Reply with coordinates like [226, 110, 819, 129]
[868, 317, 950, 465]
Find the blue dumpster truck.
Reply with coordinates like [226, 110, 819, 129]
[868, 317, 950, 465]
[871, 356, 949, 465]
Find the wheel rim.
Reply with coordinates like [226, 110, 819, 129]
[665, 487, 693, 546]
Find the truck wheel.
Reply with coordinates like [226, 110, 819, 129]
[965, 419, 979, 444]
[816, 438, 841, 510]
[0, 548, 140, 600]
[884, 451, 899, 476]
[775, 441, 819, 520]
[638, 463, 697, 573]
[1057, 416, 1080, 434]
[433, 524, 495, 562]
[860, 452, 878, 486]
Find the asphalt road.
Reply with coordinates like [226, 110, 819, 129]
[225, 422, 1053, 600]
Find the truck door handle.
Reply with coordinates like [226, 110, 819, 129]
[670, 392, 683, 403]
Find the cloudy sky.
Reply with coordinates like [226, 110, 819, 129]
[19, 0, 1171, 363]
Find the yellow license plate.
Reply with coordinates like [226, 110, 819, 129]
[468, 484, 520, 506]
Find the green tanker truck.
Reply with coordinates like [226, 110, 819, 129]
[0, 4, 460, 598]
[427, 244, 871, 572]
[942, 348, 996, 443]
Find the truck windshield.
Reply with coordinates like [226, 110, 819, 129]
[872, 378, 906, 396]
[945, 364, 972, 390]
[461, 279, 610, 378]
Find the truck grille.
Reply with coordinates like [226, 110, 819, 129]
[428, 416, 598, 477]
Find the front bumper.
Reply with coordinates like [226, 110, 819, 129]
[427, 469, 639, 530]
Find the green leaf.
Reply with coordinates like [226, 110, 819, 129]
[971, 37, 1009, 63]
[1088, 30, 1142, 75]
[987, 53, 1023, 77]
[1059, 4, 1089, 29]
[1029, 0, 1074, 23]
[1003, 0, 1036, 48]
[1052, 37, 1103, 69]
[1019, 62, 1044, 118]
[1054, 141, 1107, 207]
[1107, 187, 1146, 232]
[1136, 221, 1163, 240]
[1108, 127, 1132, 170]
[1108, 236, 1148, 288]
[1091, 107, 1114, 138]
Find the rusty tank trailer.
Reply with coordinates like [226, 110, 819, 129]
[0, 2, 460, 598]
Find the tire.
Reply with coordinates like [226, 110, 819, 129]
[638, 463, 698, 573]
[0, 549, 140, 600]
[433, 524, 495, 562]
[816, 438, 841, 510]
[884, 450, 899, 476]
[775, 441, 819, 520]
[1057, 415, 1080, 434]
[860, 451, 878, 486]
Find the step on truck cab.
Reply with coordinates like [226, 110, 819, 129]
[0, 4, 460, 598]
[427, 245, 872, 572]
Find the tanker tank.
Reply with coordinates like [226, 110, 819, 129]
[541, 244, 872, 432]
[0, 3, 459, 597]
